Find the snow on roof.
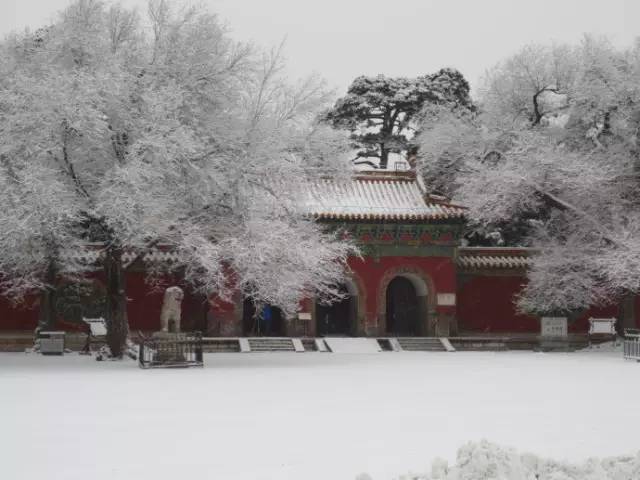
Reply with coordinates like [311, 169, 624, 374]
[304, 172, 465, 221]
[457, 247, 535, 270]
[73, 248, 180, 265]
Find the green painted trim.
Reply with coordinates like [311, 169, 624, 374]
[324, 222, 465, 248]
[361, 244, 456, 258]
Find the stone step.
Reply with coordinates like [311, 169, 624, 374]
[0, 337, 33, 352]
[397, 337, 447, 352]
[247, 338, 295, 352]
[255, 346, 294, 349]
[451, 339, 508, 351]
[202, 339, 241, 353]
[247, 340, 292, 344]
[397, 337, 442, 342]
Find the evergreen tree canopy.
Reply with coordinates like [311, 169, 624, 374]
[324, 68, 473, 169]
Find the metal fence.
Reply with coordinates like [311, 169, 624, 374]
[623, 330, 640, 361]
[138, 332, 204, 369]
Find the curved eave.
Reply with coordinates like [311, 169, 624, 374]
[457, 258, 532, 269]
[310, 211, 466, 222]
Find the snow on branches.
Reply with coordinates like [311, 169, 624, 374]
[0, 0, 356, 352]
[417, 36, 640, 315]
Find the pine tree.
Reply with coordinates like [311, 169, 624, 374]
[324, 68, 473, 169]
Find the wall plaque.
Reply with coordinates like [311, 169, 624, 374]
[437, 293, 456, 306]
[541, 317, 568, 338]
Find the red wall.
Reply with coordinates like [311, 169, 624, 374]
[457, 275, 537, 333]
[125, 272, 165, 331]
[0, 296, 38, 331]
[0, 273, 208, 333]
[457, 273, 620, 334]
[0, 259, 631, 335]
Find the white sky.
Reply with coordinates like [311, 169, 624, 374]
[1, 0, 638, 95]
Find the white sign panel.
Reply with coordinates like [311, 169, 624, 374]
[437, 293, 456, 307]
[589, 318, 616, 335]
[541, 317, 568, 338]
[297, 312, 312, 321]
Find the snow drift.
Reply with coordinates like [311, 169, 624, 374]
[387, 440, 640, 480]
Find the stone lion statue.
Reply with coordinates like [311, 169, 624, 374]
[160, 286, 184, 333]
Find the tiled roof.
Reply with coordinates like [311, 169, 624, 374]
[123, 250, 180, 264]
[73, 247, 180, 265]
[457, 247, 535, 270]
[304, 173, 465, 221]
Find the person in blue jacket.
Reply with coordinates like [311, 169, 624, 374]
[260, 305, 273, 336]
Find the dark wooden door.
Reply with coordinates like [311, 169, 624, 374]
[386, 277, 419, 336]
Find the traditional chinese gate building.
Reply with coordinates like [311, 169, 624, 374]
[296, 170, 466, 337]
[0, 169, 638, 340]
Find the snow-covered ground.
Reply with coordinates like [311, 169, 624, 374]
[1, 350, 639, 480]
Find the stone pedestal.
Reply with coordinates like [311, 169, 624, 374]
[151, 332, 186, 362]
[540, 317, 569, 351]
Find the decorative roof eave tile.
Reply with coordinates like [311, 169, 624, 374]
[457, 247, 537, 270]
[311, 211, 464, 222]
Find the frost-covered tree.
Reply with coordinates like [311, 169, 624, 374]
[417, 36, 640, 316]
[480, 43, 577, 127]
[0, 0, 355, 356]
[324, 69, 473, 169]
[0, 155, 87, 329]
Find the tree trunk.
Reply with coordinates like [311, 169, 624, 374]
[37, 262, 58, 331]
[104, 245, 128, 358]
[379, 145, 389, 169]
[532, 90, 543, 126]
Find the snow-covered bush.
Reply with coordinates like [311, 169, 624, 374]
[387, 440, 640, 480]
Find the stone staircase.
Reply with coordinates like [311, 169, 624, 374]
[450, 337, 508, 351]
[247, 337, 295, 352]
[202, 338, 241, 353]
[397, 337, 448, 352]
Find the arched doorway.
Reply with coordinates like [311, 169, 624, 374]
[386, 277, 421, 336]
[315, 284, 356, 336]
[242, 299, 285, 336]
